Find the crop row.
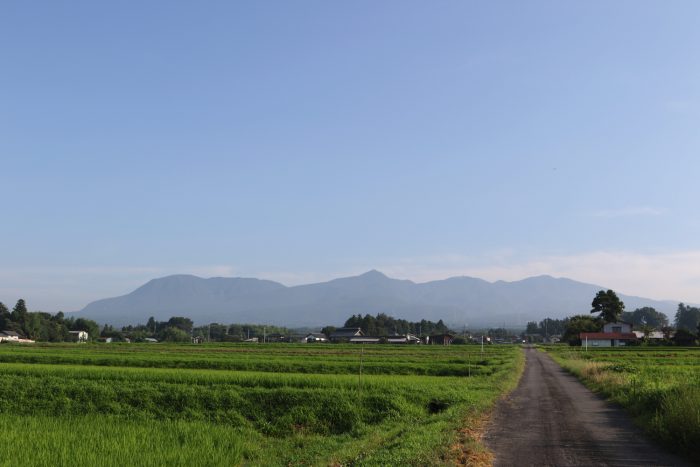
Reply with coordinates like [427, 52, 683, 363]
[0, 344, 523, 465]
[0, 343, 512, 376]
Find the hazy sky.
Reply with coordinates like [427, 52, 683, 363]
[2, 1, 700, 312]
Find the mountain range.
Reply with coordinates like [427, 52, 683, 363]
[75, 270, 680, 328]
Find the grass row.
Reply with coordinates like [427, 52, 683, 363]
[543, 346, 700, 463]
[0, 343, 510, 376]
[0, 343, 524, 465]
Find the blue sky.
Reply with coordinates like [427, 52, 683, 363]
[2, 1, 700, 311]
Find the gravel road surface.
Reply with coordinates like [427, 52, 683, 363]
[484, 346, 691, 466]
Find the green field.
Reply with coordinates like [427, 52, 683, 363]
[0, 343, 523, 466]
[543, 346, 700, 463]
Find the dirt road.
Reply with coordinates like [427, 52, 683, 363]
[484, 347, 691, 466]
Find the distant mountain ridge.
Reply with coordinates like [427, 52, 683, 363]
[76, 270, 680, 327]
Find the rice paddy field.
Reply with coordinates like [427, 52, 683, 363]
[543, 346, 700, 463]
[0, 343, 523, 466]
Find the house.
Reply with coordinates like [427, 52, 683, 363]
[192, 336, 204, 344]
[0, 331, 20, 343]
[428, 333, 455, 346]
[580, 321, 637, 347]
[97, 337, 113, 343]
[305, 333, 328, 343]
[144, 337, 159, 343]
[267, 333, 287, 343]
[386, 334, 421, 344]
[633, 330, 667, 340]
[349, 336, 381, 344]
[69, 330, 89, 343]
[329, 327, 364, 342]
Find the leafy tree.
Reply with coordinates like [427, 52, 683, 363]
[23, 313, 43, 340]
[672, 328, 697, 346]
[590, 290, 624, 323]
[166, 317, 193, 334]
[321, 326, 336, 337]
[160, 326, 190, 342]
[539, 318, 567, 336]
[11, 299, 28, 325]
[621, 307, 669, 329]
[674, 303, 700, 331]
[563, 315, 602, 346]
[342, 313, 449, 336]
[147, 316, 156, 335]
[525, 321, 539, 335]
[0, 302, 10, 329]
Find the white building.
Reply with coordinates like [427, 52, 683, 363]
[304, 333, 328, 343]
[580, 322, 637, 347]
[69, 330, 89, 343]
[0, 331, 20, 342]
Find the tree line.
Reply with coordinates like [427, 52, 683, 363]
[105, 317, 293, 342]
[0, 299, 100, 341]
[322, 313, 451, 337]
[525, 290, 700, 346]
[0, 300, 294, 343]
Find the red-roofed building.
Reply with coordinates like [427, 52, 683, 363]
[580, 321, 637, 347]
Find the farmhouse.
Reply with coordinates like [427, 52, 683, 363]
[305, 333, 328, 343]
[69, 330, 89, 343]
[329, 327, 364, 342]
[349, 336, 381, 344]
[386, 334, 421, 344]
[0, 331, 20, 342]
[428, 333, 455, 346]
[266, 333, 287, 343]
[0, 331, 34, 344]
[580, 321, 637, 347]
[633, 330, 669, 341]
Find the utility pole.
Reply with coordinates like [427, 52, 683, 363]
[481, 335, 484, 353]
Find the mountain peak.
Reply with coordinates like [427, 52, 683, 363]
[358, 269, 388, 279]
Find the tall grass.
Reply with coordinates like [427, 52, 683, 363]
[0, 416, 246, 467]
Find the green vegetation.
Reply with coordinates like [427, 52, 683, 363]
[590, 289, 625, 323]
[674, 303, 700, 332]
[0, 343, 523, 466]
[0, 299, 100, 342]
[338, 313, 450, 337]
[543, 346, 700, 463]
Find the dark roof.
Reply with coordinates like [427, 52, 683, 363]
[1, 330, 20, 337]
[580, 332, 637, 340]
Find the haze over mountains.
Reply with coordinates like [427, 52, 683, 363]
[76, 271, 680, 328]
